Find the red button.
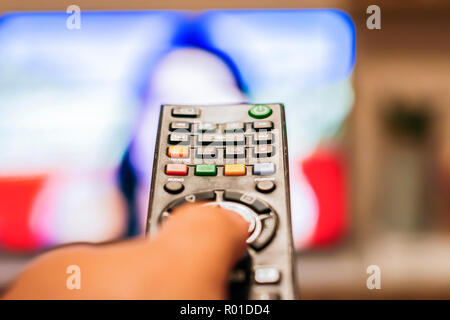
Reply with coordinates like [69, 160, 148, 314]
[166, 163, 188, 176]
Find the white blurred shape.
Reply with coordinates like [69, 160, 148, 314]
[30, 173, 127, 245]
[151, 47, 246, 104]
[131, 48, 246, 231]
[132, 48, 245, 184]
[289, 157, 320, 249]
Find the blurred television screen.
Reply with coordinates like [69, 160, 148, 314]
[0, 10, 355, 252]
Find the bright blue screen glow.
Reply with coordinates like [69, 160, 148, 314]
[0, 10, 355, 250]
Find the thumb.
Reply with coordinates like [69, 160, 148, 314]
[151, 203, 249, 298]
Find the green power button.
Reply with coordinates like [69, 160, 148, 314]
[249, 104, 272, 119]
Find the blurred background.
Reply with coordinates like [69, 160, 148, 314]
[0, 0, 449, 299]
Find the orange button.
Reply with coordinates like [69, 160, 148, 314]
[224, 164, 246, 176]
[168, 146, 189, 158]
[166, 163, 188, 176]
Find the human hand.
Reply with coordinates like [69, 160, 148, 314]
[3, 203, 249, 299]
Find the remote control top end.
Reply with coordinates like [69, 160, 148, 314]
[147, 103, 298, 300]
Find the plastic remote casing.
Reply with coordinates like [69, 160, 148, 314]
[146, 103, 298, 300]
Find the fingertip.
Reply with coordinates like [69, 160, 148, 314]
[171, 202, 249, 238]
[221, 208, 250, 238]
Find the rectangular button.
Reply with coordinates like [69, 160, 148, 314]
[168, 146, 189, 158]
[253, 163, 275, 175]
[171, 107, 200, 118]
[225, 146, 245, 159]
[195, 164, 217, 176]
[168, 133, 190, 145]
[170, 121, 190, 131]
[197, 134, 225, 146]
[253, 120, 273, 131]
[224, 121, 245, 132]
[195, 147, 217, 159]
[253, 145, 274, 158]
[166, 163, 188, 176]
[253, 132, 273, 144]
[225, 133, 245, 145]
[223, 191, 270, 213]
[197, 122, 217, 132]
[224, 164, 246, 176]
[254, 267, 280, 284]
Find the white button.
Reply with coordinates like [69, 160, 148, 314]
[254, 163, 275, 175]
[202, 201, 262, 241]
[254, 267, 280, 284]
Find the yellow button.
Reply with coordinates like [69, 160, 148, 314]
[168, 146, 189, 158]
[224, 164, 246, 176]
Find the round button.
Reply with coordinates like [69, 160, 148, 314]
[256, 180, 276, 193]
[202, 201, 262, 244]
[249, 104, 272, 119]
[164, 181, 184, 194]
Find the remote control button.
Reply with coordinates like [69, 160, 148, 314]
[253, 132, 273, 144]
[197, 133, 245, 146]
[171, 107, 200, 118]
[197, 133, 225, 146]
[165, 163, 188, 176]
[225, 133, 245, 145]
[224, 164, 246, 176]
[224, 146, 245, 159]
[224, 121, 245, 132]
[251, 215, 277, 250]
[256, 180, 276, 193]
[197, 122, 217, 133]
[167, 146, 189, 158]
[163, 181, 184, 194]
[223, 191, 245, 202]
[223, 191, 270, 214]
[195, 164, 217, 176]
[254, 267, 280, 284]
[252, 120, 273, 131]
[245, 197, 270, 214]
[249, 104, 272, 119]
[168, 133, 190, 145]
[188, 191, 216, 202]
[195, 147, 217, 159]
[165, 191, 216, 212]
[170, 121, 190, 131]
[253, 163, 275, 175]
[253, 145, 274, 158]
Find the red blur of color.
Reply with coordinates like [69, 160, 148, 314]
[0, 176, 46, 251]
[301, 148, 348, 247]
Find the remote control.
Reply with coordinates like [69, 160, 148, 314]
[146, 103, 298, 300]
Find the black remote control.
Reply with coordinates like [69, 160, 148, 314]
[146, 103, 298, 300]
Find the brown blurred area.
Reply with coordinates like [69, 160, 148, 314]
[1, 0, 449, 299]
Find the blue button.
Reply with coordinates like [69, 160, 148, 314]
[253, 163, 275, 175]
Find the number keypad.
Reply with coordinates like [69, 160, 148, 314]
[148, 104, 297, 300]
[166, 116, 277, 175]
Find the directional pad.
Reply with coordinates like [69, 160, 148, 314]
[159, 190, 277, 250]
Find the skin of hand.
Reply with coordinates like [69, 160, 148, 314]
[2, 203, 249, 300]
